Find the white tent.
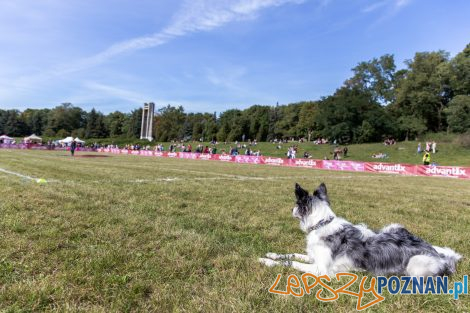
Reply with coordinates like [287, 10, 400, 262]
[0, 135, 14, 144]
[59, 136, 74, 144]
[74, 137, 85, 144]
[24, 134, 42, 143]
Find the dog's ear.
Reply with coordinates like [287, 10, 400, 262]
[313, 183, 328, 200]
[295, 183, 309, 200]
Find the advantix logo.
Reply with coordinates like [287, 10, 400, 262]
[373, 163, 406, 172]
[425, 167, 466, 176]
[269, 273, 468, 311]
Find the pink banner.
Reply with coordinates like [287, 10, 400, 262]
[287, 158, 323, 169]
[365, 162, 416, 175]
[235, 155, 262, 164]
[178, 152, 199, 160]
[198, 153, 213, 161]
[215, 154, 235, 162]
[321, 160, 364, 172]
[262, 157, 287, 166]
[140, 150, 154, 157]
[417, 165, 470, 179]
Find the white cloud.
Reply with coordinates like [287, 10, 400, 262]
[82, 82, 150, 104]
[3, 0, 308, 96]
[362, 1, 388, 13]
[362, 0, 412, 14]
[83, 0, 306, 67]
[363, 0, 413, 28]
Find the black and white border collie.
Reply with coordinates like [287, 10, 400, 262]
[259, 183, 462, 277]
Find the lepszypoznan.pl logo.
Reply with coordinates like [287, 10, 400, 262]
[268, 273, 468, 311]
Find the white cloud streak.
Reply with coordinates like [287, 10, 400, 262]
[76, 0, 306, 72]
[82, 82, 150, 104]
[1, 0, 308, 104]
[362, 0, 412, 14]
[362, 1, 388, 13]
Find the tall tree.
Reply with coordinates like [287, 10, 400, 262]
[445, 95, 470, 133]
[85, 108, 108, 138]
[0, 110, 28, 136]
[345, 54, 397, 104]
[296, 101, 318, 141]
[123, 108, 143, 139]
[154, 105, 185, 141]
[45, 103, 86, 135]
[391, 51, 451, 132]
[105, 111, 128, 137]
[447, 43, 470, 96]
[315, 87, 395, 143]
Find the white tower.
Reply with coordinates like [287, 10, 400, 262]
[140, 102, 155, 141]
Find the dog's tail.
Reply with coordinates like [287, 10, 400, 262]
[433, 246, 462, 275]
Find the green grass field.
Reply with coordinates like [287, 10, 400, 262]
[1, 149, 469, 312]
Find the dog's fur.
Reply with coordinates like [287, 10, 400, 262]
[259, 183, 462, 277]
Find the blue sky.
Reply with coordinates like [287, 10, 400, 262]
[0, 0, 469, 114]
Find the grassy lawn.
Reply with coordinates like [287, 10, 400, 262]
[0, 149, 469, 312]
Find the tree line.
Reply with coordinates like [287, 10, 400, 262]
[1, 44, 469, 143]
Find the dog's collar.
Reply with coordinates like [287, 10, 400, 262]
[307, 216, 335, 233]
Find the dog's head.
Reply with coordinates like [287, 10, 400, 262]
[292, 183, 331, 229]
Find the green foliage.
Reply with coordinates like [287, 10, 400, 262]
[445, 95, 470, 133]
[397, 116, 427, 141]
[0, 110, 28, 136]
[391, 51, 451, 132]
[105, 111, 127, 138]
[45, 103, 86, 135]
[345, 54, 396, 104]
[85, 108, 108, 138]
[448, 43, 470, 96]
[125, 108, 142, 139]
[314, 87, 393, 143]
[154, 105, 185, 141]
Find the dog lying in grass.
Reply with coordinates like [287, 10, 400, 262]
[259, 183, 462, 277]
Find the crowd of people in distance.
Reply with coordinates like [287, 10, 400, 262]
[417, 141, 437, 154]
[226, 142, 261, 156]
[313, 137, 329, 145]
[97, 137, 442, 167]
[383, 138, 396, 145]
[123, 144, 151, 150]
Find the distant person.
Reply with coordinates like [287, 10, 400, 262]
[343, 146, 348, 157]
[417, 142, 422, 154]
[70, 140, 77, 157]
[333, 150, 339, 160]
[432, 141, 437, 154]
[423, 150, 431, 165]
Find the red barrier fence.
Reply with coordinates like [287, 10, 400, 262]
[96, 148, 470, 180]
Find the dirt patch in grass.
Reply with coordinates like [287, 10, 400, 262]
[69, 154, 111, 158]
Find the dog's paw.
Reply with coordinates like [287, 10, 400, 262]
[258, 257, 279, 267]
[265, 252, 281, 260]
